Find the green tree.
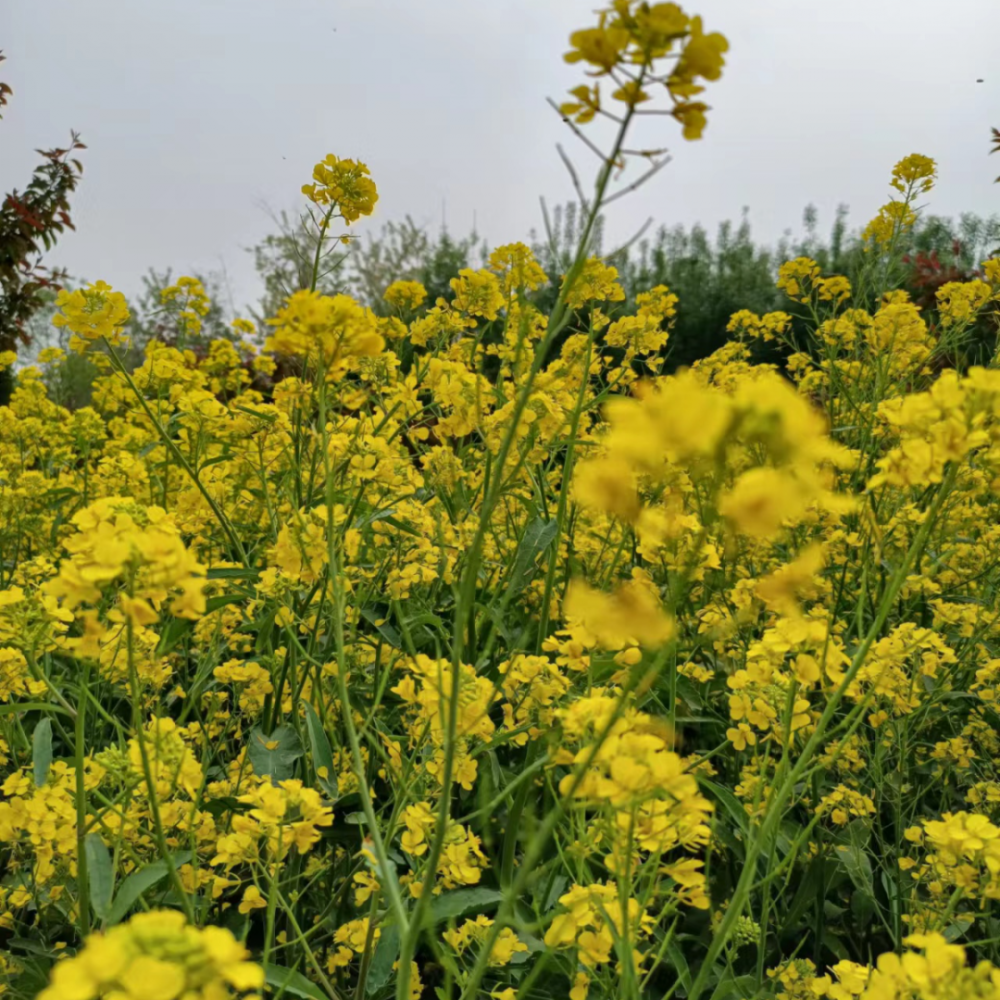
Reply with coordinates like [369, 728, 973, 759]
[0, 51, 85, 405]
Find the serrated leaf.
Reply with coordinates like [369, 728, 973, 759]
[85, 833, 113, 920]
[430, 888, 504, 924]
[248, 725, 303, 781]
[107, 851, 193, 925]
[303, 701, 337, 799]
[32, 718, 52, 788]
[367, 923, 399, 994]
[264, 963, 326, 1000]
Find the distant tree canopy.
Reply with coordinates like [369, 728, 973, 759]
[247, 200, 1000, 373]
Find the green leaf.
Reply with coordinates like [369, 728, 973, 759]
[430, 888, 504, 924]
[709, 973, 758, 1000]
[264, 964, 326, 1000]
[85, 833, 113, 921]
[248, 725, 303, 781]
[302, 701, 338, 799]
[107, 851, 193, 925]
[377, 515, 419, 536]
[32, 718, 52, 788]
[665, 937, 693, 994]
[206, 593, 248, 614]
[544, 875, 567, 912]
[0, 703, 72, 719]
[508, 933, 544, 964]
[835, 842, 874, 897]
[701, 779, 749, 836]
[942, 915, 974, 942]
[360, 507, 398, 528]
[367, 923, 399, 995]
[8, 937, 62, 958]
[156, 618, 193, 656]
[781, 856, 832, 934]
[850, 889, 874, 926]
[403, 612, 444, 632]
[360, 606, 403, 649]
[506, 518, 558, 595]
[207, 566, 259, 580]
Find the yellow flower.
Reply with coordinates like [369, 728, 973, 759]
[564, 574, 674, 650]
[890, 153, 937, 194]
[384, 280, 428, 312]
[487, 242, 548, 294]
[38, 911, 262, 1000]
[449, 268, 504, 321]
[52, 281, 130, 353]
[776, 257, 821, 302]
[936, 279, 992, 327]
[862, 200, 916, 249]
[671, 15, 728, 87]
[563, 258, 625, 308]
[718, 467, 810, 539]
[265, 290, 383, 375]
[238, 885, 267, 913]
[301, 154, 378, 223]
[560, 83, 601, 124]
[564, 25, 630, 73]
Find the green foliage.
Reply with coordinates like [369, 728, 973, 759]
[0, 51, 84, 405]
[126, 268, 233, 351]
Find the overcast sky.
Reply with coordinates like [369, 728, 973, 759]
[3, 0, 998, 315]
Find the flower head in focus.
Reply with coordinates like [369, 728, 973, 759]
[52, 280, 130, 354]
[302, 155, 378, 224]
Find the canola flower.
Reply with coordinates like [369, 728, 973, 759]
[39, 910, 263, 1000]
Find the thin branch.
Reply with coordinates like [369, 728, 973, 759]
[546, 97, 608, 164]
[606, 215, 655, 261]
[603, 154, 673, 205]
[555, 144, 591, 216]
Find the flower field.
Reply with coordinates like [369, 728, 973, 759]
[3, 5, 1000, 1000]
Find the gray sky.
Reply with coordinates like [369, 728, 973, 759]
[4, 0, 999, 316]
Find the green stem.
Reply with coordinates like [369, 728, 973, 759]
[686, 464, 956, 1000]
[102, 338, 249, 565]
[74, 659, 91, 937]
